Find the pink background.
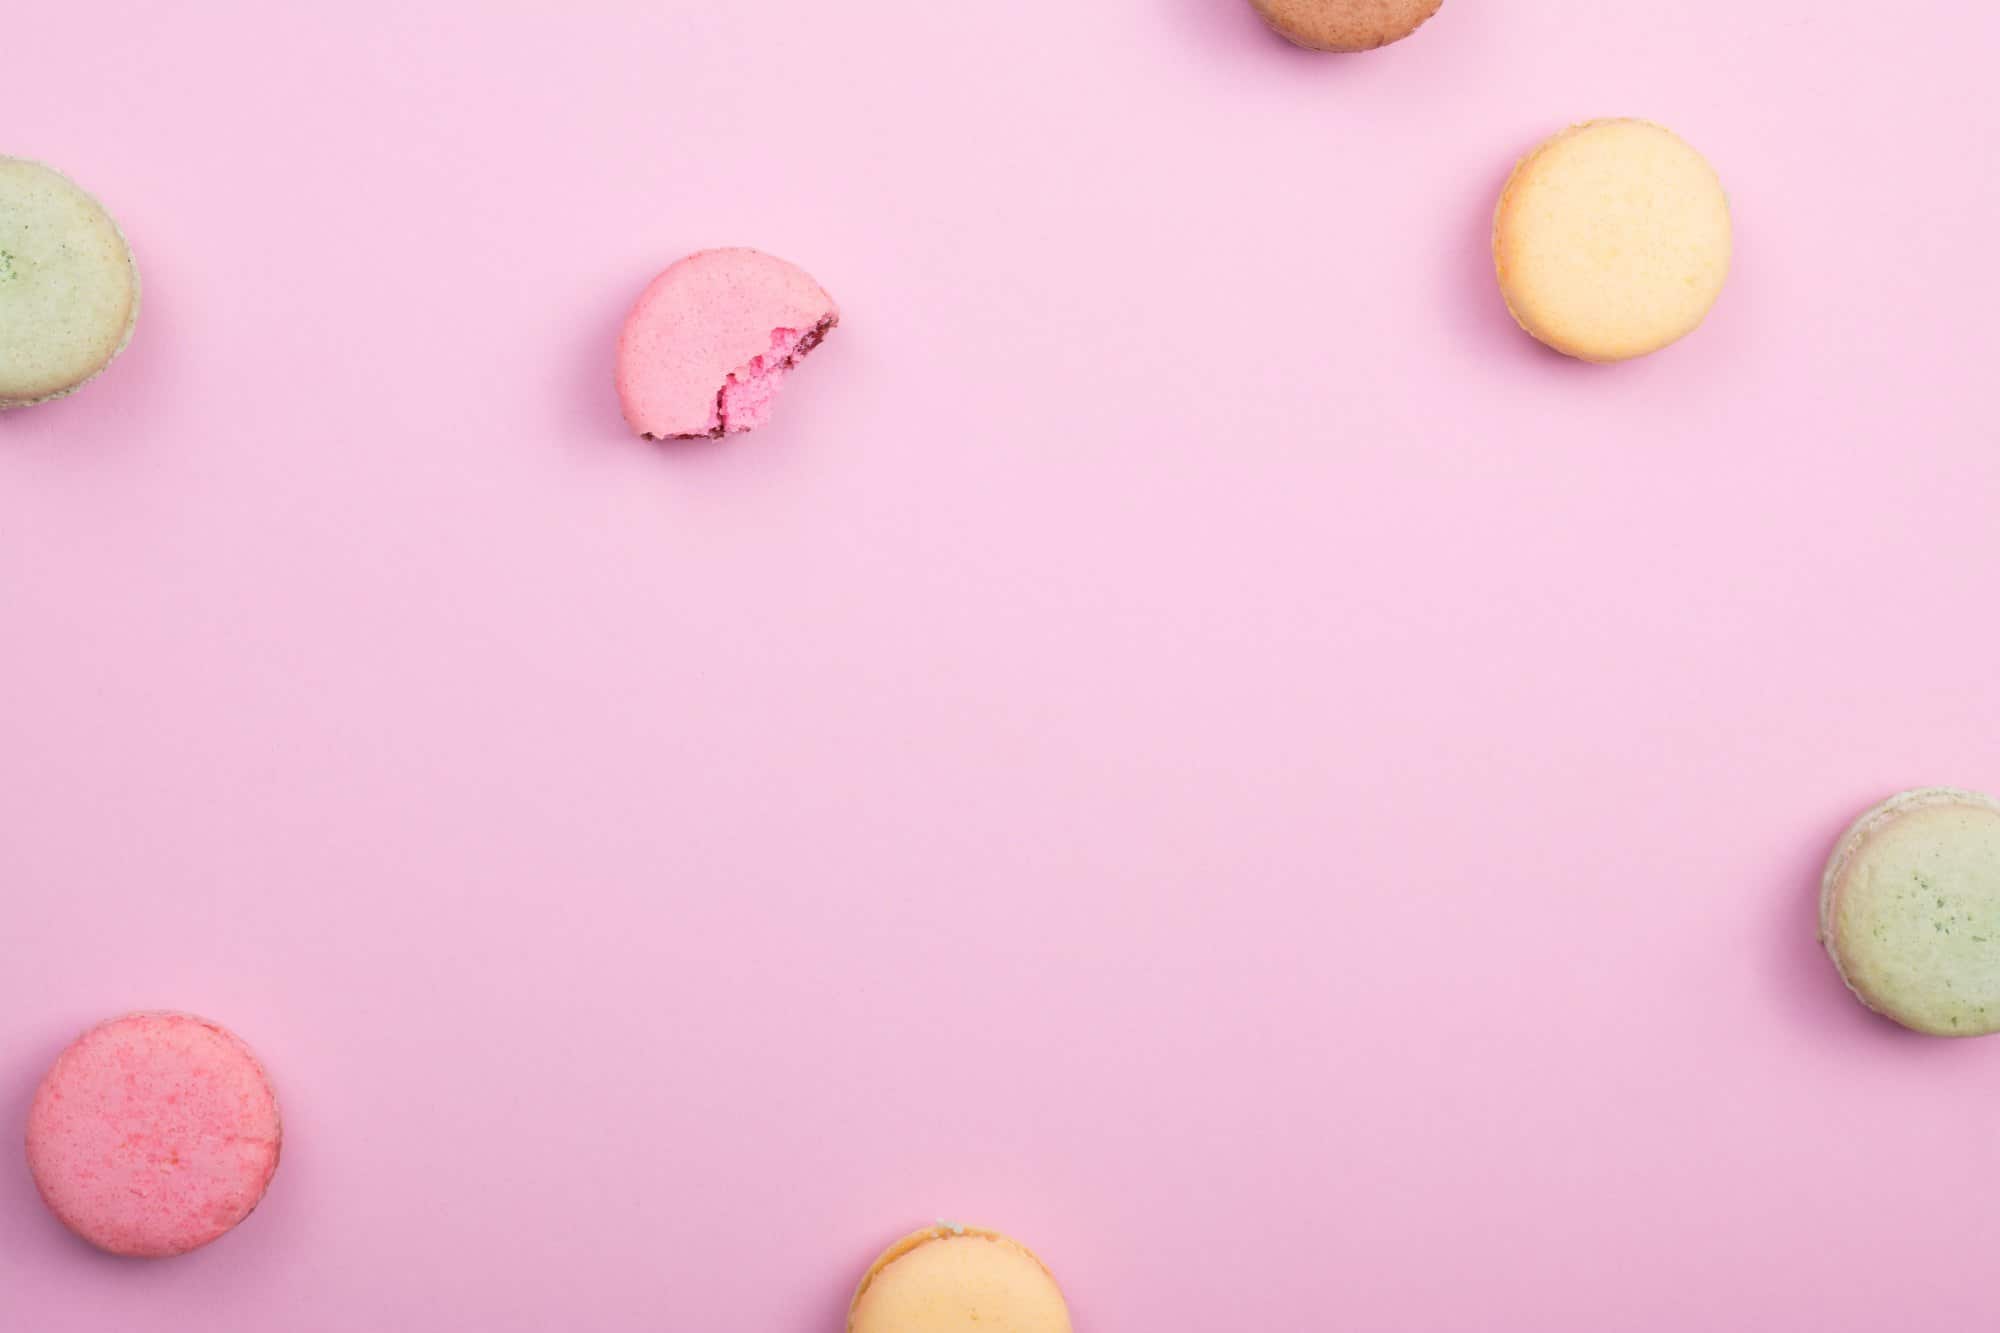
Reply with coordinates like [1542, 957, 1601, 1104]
[4, 1, 1999, 1328]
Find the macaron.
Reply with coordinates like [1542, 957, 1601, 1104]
[1249, 0, 1442, 51]
[26, 1012, 283, 1256]
[615, 247, 838, 440]
[849, 1224, 1072, 1333]
[0, 157, 140, 408]
[1492, 119, 1731, 363]
[1821, 788, 2000, 1036]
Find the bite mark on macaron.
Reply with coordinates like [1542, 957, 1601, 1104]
[615, 247, 840, 441]
[699, 315, 836, 440]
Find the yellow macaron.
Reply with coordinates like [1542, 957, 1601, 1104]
[1492, 119, 1731, 363]
[849, 1224, 1072, 1333]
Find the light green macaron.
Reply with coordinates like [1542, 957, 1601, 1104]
[1821, 787, 2000, 1036]
[0, 156, 140, 409]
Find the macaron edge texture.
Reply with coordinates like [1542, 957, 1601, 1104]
[0, 156, 142, 410]
[1492, 119, 1594, 350]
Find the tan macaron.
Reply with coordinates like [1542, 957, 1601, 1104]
[1492, 119, 1731, 363]
[0, 156, 140, 408]
[1821, 787, 2000, 1037]
[1249, 0, 1442, 52]
[849, 1224, 1072, 1333]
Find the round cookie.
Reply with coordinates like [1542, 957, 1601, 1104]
[1249, 0, 1442, 52]
[1821, 788, 2000, 1036]
[849, 1224, 1072, 1333]
[27, 1013, 283, 1256]
[615, 247, 838, 440]
[0, 157, 140, 408]
[1492, 119, 1731, 363]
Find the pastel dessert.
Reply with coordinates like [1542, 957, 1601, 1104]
[615, 247, 838, 439]
[1249, 0, 1442, 51]
[1821, 788, 2000, 1036]
[849, 1224, 1072, 1333]
[1492, 119, 1731, 363]
[26, 1012, 283, 1256]
[0, 157, 140, 408]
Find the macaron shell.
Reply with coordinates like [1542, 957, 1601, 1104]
[0, 156, 140, 408]
[614, 247, 838, 439]
[1249, 0, 1442, 51]
[849, 1226, 1072, 1333]
[1492, 119, 1731, 363]
[26, 1012, 283, 1257]
[1821, 789, 2000, 1036]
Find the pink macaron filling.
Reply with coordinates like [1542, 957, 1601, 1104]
[714, 325, 826, 434]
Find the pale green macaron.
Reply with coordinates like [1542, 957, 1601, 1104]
[0, 156, 140, 409]
[1821, 787, 2000, 1036]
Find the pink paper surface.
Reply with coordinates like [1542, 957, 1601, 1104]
[3, 2, 1998, 1329]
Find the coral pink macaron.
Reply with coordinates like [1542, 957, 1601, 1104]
[26, 1012, 283, 1257]
[615, 247, 839, 439]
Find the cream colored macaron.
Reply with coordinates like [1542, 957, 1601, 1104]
[849, 1224, 1071, 1333]
[0, 156, 140, 409]
[1492, 119, 1730, 363]
[1249, 0, 1442, 51]
[1821, 787, 2000, 1036]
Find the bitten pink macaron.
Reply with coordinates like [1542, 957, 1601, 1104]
[615, 247, 839, 439]
[26, 1012, 283, 1257]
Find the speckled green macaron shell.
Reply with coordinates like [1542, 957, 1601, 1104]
[0, 156, 140, 408]
[1822, 788, 2000, 1036]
